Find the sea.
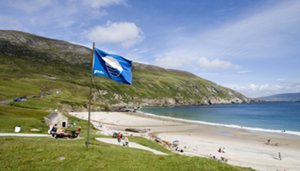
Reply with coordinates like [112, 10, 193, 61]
[141, 102, 300, 136]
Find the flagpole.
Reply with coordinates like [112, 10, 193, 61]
[86, 42, 95, 148]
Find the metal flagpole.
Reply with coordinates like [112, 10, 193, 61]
[86, 42, 95, 148]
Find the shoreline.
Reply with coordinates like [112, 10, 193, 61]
[136, 111, 300, 136]
[70, 111, 300, 171]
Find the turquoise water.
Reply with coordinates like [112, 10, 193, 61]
[141, 102, 300, 133]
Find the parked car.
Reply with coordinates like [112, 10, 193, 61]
[13, 96, 27, 102]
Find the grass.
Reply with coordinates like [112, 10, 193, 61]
[10, 96, 57, 110]
[0, 105, 49, 133]
[0, 105, 94, 136]
[0, 137, 253, 171]
[128, 136, 171, 154]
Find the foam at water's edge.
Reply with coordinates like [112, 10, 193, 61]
[137, 111, 300, 136]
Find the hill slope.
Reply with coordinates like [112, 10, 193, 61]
[0, 30, 249, 111]
[259, 93, 300, 102]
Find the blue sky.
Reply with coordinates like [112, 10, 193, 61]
[1, 0, 300, 97]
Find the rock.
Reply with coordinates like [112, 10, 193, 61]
[172, 140, 179, 146]
[30, 128, 40, 132]
[125, 128, 148, 133]
[57, 156, 65, 161]
[154, 137, 163, 143]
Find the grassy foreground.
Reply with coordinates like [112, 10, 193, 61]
[0, 105, 253, 171]
[0, 137, 252, 171]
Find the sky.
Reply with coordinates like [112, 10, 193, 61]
[1, 0, 300, 97]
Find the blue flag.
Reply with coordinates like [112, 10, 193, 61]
[92, 48, 132, 85]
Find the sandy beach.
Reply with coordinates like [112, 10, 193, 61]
[70, 111, 300, 171]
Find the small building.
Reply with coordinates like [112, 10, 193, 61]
[44, 111, 68, 128]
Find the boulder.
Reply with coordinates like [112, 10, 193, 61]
[125, 128, 148, 133]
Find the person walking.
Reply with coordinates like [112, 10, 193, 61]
[124, 137, 129, 147]
[117, 132, 121, 144]
[278, 152, 281, 160]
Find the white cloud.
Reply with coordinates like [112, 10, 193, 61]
[86, 22, 143, 47]
[154, 51, 239, 71]
[228, 82, 300, 97]
[84, 0, 126, 8]
[155, 55, 192, 68]
[153, 47, 240, 70]
[153, 49, 197, 68]
[197, 57, 240, 70]
[229, 84, 283, 97]
[249, 84, 282, 92]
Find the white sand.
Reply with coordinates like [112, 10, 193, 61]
[70, 111, 300, 171]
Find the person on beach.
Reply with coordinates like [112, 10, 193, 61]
[123, 137, 129, 147]
[175, 147, 184, 152]
[218, 147, 226, 153]
[278, 152, 281, 160]
[222, 147, 226, 153]
[117, 132, 121, 144]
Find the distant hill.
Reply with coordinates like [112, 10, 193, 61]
[0, 30, 249, 111]
[259, 93, 300, 102]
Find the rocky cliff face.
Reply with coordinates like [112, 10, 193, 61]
[0, 30, 250, 109]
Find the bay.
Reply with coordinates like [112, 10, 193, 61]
[142, 102, 300, 133]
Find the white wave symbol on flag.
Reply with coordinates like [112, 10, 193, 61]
[102, 56, 123, 77]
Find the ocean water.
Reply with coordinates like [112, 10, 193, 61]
[141, 102, 300, 133]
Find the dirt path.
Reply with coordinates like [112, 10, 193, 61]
[0, 133, 50, 137]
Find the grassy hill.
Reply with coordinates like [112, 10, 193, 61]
[0, 30, 249, 111]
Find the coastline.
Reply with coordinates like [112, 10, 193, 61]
[137, 111, 300, 137]
[70, 111, 300, 171]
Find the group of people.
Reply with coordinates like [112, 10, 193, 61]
[266, 139, 282, 160]
[49, 124, 81, 138]
[116, 132, 129, 147]
[210, 147, 228, 163]
[49, 124, 66, 138]
[218, 147, 226, 153]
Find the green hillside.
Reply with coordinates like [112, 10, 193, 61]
[0, 30, 249, 111]
[0, 30, 253, 171]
